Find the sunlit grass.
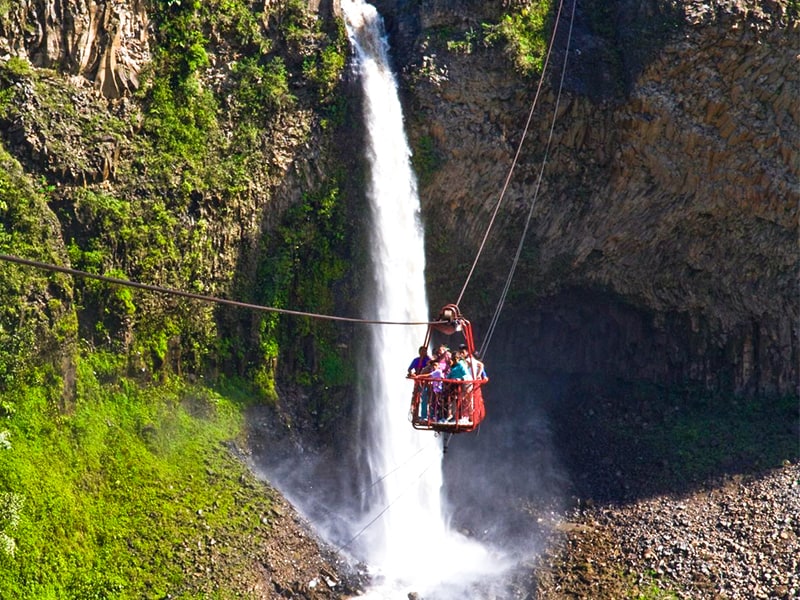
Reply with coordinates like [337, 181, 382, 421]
[0, 353, 263, 598]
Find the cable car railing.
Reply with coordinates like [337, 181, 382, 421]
[408, 375, 487, 433]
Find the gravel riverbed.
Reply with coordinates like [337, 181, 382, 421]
[534, 462, 799, 599]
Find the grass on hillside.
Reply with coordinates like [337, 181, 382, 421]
[0, 352, 269, 599]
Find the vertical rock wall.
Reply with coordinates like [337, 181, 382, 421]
[398, 0, 798, 396]
[0, 0, 149, 98]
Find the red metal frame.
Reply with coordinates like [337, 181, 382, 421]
[407, 304, 487, 433]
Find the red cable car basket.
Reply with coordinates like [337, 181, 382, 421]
[407, 304, 487, 433]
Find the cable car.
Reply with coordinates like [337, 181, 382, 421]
[407, 304, 487, 433]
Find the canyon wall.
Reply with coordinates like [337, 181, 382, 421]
[0, 0, 796, 399]
[392, 0, 798, 396]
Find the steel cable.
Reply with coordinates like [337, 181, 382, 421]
[0, 253, 444, 327]
[479, 0, 577, 359]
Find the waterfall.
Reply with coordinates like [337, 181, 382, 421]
[343, 0, 444, 562]
[342, 2, 506, 597]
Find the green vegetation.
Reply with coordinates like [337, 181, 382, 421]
[422, 3, 552, 77]
[663, 393, 798, 481]
[303, 16, 348, 104]
[0, 57, 129, 183]
[0, 149, 76, 403]
[139, 0, 219, 192]
[551, 375, 799, 497]
[484, 1, 554, 75]
[411, 134, 442, 186]
[231, 56, 295, 119]
[63, 186, 218, 375]
[256, 178, 354, 420]
[0, 0, 355, 590]
[629, 571, 680, 599]
[446, 27, 480, 55]
[138, 0, 347, 194]
[0, 354, 267, 598]
[0, 55, 31, 79]
[0, 0, 12, 21]
[138, 74, 220, 191]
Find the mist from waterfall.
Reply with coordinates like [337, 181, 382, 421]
[342, 1, 508, 597]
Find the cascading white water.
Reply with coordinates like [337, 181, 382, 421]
[342, 1, 507, 597]
[343, 0, 444, 562]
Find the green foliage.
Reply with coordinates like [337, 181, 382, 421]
[252, 363, 279, 405]
[106, 270, 137, 318]
[411, 135, 442, 186]
[139, 75, 220, 189]
[138, 0, 222, 192]
[665, 393, 799, 480]
[0, 354, 265, 598]
[136, 0, 348, 195]
[303, 43, 345, 102]
[588, 379, 800, 491]
[0, 148, 74, 397]
[202, 0, 270, 51]
[231, 56, 296, 119]
[0, 56, 33, 114]
[151, 0, 208, 83]
[318, 94, 347, 130]
[63, 187, 217, 374]
[446, 26, 480, 54]
[630, 571, 680, 599]
[256, 179, 353, 399]
[0, 59, 129, 181]
[302, 18, 347, 103]
[1, 56, 32, 78]
[275, 0, 316, 48]
[484, 1, 553, 75]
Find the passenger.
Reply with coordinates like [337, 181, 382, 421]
[407, 345, 431, 376]
[434, 344, 451, 375]
[448, 347, 470, 380]
[459, 348, 486, 423]
[428, 360, 445, 394]
[435, 346, 452, 420]
[420, 359, 444, 422]
[442, 348, 470, 422]
[465, 348, 488, 381]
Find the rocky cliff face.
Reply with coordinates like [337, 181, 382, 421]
[0, 0, 358, 390]
[0, 0, 149, 99]
[383, 0, 798, 398]
[0, 0, 796, 397]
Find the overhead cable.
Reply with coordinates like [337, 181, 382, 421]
[455, 0, 567, 308]
[480, 0, 577, 359]
[0, 253, 443, 327]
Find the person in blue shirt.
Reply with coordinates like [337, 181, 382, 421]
[408, 346, 432, 423]
[407, 346, 431, 375]
[447, 347, 469, 380]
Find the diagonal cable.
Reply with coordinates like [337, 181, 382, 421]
[480, 0, 577, 359]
